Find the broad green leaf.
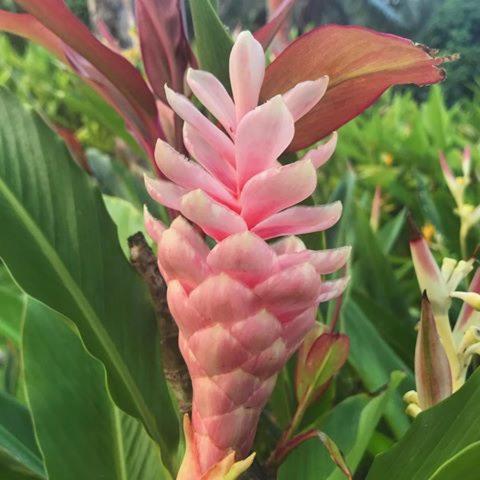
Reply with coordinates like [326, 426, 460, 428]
[341, 299, 412, 438]
[103, 195, 148, 258]
[0, 265, 25, 345]
[429, 442, 480, 480]
[188, 0, 234, 90]
[278, 372, 404, 479]
[0, 390, 45, 479]
[0, 90, 178, 470]
[367, 369, 480, 480]
[23, 298, 172, 480]
[352, 291, 415, 367]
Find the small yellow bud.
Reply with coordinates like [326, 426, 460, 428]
[421, 223, 436, 243]
[381, 152, 394, 166]
[403, 390, 419, 405]
[405, 403, 422, 418]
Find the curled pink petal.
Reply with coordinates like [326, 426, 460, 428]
[302, 132, 338, 169]
[235, 95, 294, 187]
[180, 190, 247, 241]
[144, 174, 187, 210]
[170, 216, 210, 260]
[158, 224, 210, 290]
[310, 246, 351, 274]
[207, 231, 278, 286]
[254, 263, 320, 316]
[165, 85, 235, 164]
[186, 68, 236, 136]
[183, 123, 236, 190]
[155, 140, 239, 210]
[143, 205, 166, 243]
[229, 31, 265, 121]
[271, 236, 307, 254]
[317, 277, 349, 303]
[252, 202, 342, 239]
[283, 76, 329, 122]
[240, 160, 317, 226]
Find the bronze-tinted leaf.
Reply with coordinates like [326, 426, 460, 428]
[415, 294, 453, 409]
[261, 25, 448, 151]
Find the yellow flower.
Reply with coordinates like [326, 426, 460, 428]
[381, 152, 394, 166]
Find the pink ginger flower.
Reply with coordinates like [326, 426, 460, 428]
[144, 31, 350, 479]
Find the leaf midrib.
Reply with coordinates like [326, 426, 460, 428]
[0, 175, 161, 443]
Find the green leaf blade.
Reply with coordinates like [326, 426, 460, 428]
[22, 298, 173, 480]
[0, 90, 178, 469]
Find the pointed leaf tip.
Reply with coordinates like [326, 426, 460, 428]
[407, 213, 423, 242]
[415, 295, 453, 409]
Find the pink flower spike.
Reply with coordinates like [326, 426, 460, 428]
[186, 68, 236, 136]
[180, 189, 247, 241]
[252, 202, 342, 240]
[144, 30, 348, 477]
[235, 95, 295, 187]
[302, 132, 338, 169]
[164, 85, 235, 165]
[283, 76, 329, 122]
[229, 31, 266, 122]
[143, 205, 166, 244]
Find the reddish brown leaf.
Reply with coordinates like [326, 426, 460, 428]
[415, 293, 453, 409]
[295, 326, 349, 404]
[0, 7, 163, 163]
[254, 0, 296, 51]
[0, 11, 66, 61]
[261, 25, 448, 151]
[15, 0, 157, 119]
[136, 0, 190, 103]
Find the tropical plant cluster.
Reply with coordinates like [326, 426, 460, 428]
[0, 1, 480, 480]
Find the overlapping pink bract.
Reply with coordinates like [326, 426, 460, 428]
[144, 31, 349, 478]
